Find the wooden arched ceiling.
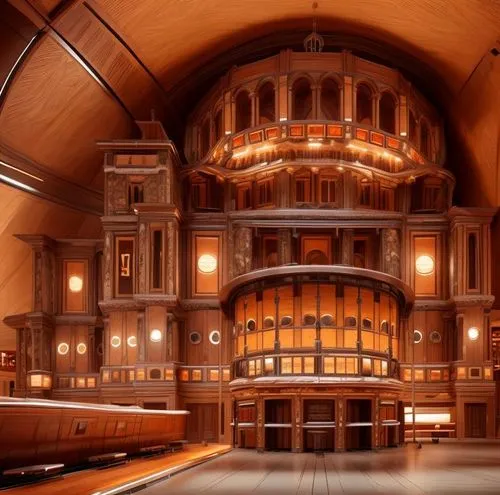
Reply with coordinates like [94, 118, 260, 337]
[0, 0, 500, 348]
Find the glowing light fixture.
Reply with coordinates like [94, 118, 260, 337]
[415, 255, 434, 275]
[150, 329, 162, 343]
[57, 342, 69, 355]
[197, 254, 217, 274]
[307, 141, 322, 148]
[468, 327, 479, 341]
[111, 336, 121, 348]
[127, 336, 137, 347]
[400, 131, 407, 137]
[68, 275, 83, 293]
[413, 330, 423, 344]
[76, 343, 87, 355]
[344, 117, 352, 122]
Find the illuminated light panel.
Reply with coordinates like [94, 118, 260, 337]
[225, 130, 232, 135]
[279, 117, 287, 121]
[468, 327, 480, 341]
[0, 173, 37, 193]
[400, 131, 407, 137]
[68, 275, 83, 293]
[127, 336, 137, 347]
[415, 255, 435, 275]
[150, 329, 162, 342]
[0, 160, 44, 182]
[57, 343, 69, 355]
[111, 336, 121, 348]
[197, 254, 217, 274]
[404, 412, 451, 424]
[307, 141, 322, 148]
[346, 143, 368, 152]
[344, 117, 352, 122]
[232, 149, 248, 159]
[76, 343, 87, 355]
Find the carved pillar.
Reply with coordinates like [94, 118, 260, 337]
[137, 310, 145, 363]
[293, 395, 302, 452]
[31, 239, 55, 314]
[341, 229, 354, 265]
[103, 232, 113, 300]
[344, 75, 353, 122]
[381, 228, 401, 279]
[250, 92, 257, 127]
[277, 228, 292, 265]
[256, 396, 264, 452]
[138, 222, 147, 294]
[103, 316, 110, 365]
[233, 226, 253, 277]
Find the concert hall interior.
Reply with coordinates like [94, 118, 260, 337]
[1, 1, 500, 493]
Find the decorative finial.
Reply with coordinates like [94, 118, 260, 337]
[304, 2, 324, 53]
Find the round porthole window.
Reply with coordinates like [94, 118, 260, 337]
[280, 315, 293, 327]
[209, 330, 221, 345]
[76, 343, 87, 355]
[246, 319, 256, 332]
[57, 342, 69, 355]
[413, 330, 423, 344]
[263, 316, 274, 329]
[303, 314, 316, 326]
[429, 330, 442, 344]
[127, 336, 137, 348]
[111, 336, 121, 348]
[320, 314, 335, 327]
[189, 331, 202, 345]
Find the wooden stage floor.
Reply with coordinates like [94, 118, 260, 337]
[4, 444, 231, 495]
[139, 441, 500, 495]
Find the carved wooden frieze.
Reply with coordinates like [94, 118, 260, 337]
[233, 227, 252, 277]
[108, 174, 127, 213]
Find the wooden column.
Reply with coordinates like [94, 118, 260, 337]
[381, 228, 401, 278]
[342, 229, 354, 265]
[277, 228, 292, 265]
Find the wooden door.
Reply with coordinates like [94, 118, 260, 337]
[187, 403, 218, 443]
[465, 403, 487, 438]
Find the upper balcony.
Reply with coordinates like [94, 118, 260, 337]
[185, 50, 446, 180]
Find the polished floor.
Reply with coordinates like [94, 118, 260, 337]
[140, 442, 500, 494]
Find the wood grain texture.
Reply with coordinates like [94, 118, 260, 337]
[0, 183, 101, 350]
[0, 34, 134, 187]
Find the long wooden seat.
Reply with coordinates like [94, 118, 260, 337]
[88, 452, 127, 463]
[3, 464, 64, 477]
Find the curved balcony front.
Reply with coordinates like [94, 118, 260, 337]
[220, 265, 413, 387]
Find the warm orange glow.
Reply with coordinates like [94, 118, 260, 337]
[68, 275, 83, 293]
[415, 254, 434, 275]
[197, 254, 217, 273]
[468, 327, 479, 341]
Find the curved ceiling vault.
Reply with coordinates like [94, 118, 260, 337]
[0, 0, 500, 349]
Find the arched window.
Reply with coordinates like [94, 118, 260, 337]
[379, 92, 396, 134]
[200, 119, 210, 157]
[356, 83, 373, 125]
[292, 78, 312, 120]
[214, 109, 223, 142]
[305, 249, 329, 265]
[409, 109, 418, 147]
[420, 120, 431, 158]
[258, 82, 275, 124]
[320, 78, 340, 120]
[235, 90, 251, 132]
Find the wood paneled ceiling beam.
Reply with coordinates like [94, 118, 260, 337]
[0, 143, 103, 215]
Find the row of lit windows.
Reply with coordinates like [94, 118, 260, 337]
[194, 77, 434, 159]
[243, 355, 389, 378]
[236, 316, 395, 332]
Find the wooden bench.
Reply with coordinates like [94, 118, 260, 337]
[139, 444, 167, 456]
[88, 452, 127, 468]
[3, 463, 65, 477]
[169, 440, 188, 452]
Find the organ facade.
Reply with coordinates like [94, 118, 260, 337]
[4, 45, 498, 450]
